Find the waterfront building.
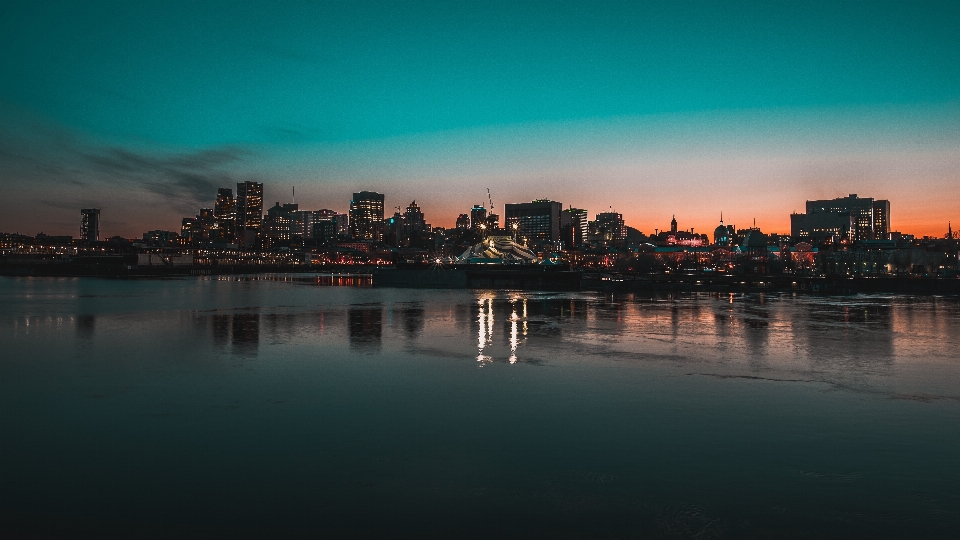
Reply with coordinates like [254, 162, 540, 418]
[80, 208, 100, 242]
[349, 191, 385, 241]
[790, 212, 856, 244]
[504, 199, 562, 246]
[804, 194, 890, 240]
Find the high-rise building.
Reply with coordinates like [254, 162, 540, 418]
[349, 191, 384, 241]
[504, 199, 562, 245]
[470, 205, 488, 231]
[804, 194, 889, 240]
[595, 212, 626, 241]
[236, 181, 263, 247]
[456, 214, 470, 230]
[80, 208, 100, 242]
[561, 208, 589, 245]
[872, 199, 891, 239]
[214, 188, 236, 242]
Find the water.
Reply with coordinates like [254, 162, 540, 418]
[1, 276, 959, 538]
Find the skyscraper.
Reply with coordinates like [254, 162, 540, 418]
[214, 188, 236, 242]
[349, 191, 384, 241]
[80, 208, 100, 242]
[236, 181, 263, 247]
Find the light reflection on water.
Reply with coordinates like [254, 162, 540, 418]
[1, 276, 959, 538]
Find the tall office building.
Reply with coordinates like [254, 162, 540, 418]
[561, 208, 589, 245]
[315, 209, 348, 236]
[470, 205, 487, 231]
[236, 181, 263, 247]
[262, 202, 298, 248]
[594, 211, 626, 241]
[349, 191, 384, 241]
[872, 199, 891, 239]
[80, 208, 100, 242]
[214, 188, 236, 242]
[804, 194, 889, 240]
[504, 199, 562, 245]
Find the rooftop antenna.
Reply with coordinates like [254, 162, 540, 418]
[292, 186, 295, 205]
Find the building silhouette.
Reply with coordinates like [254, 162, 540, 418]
[594, 211, 626, 241]
[470, 205, 487, 232]
[236, 181, 263, 247]
[80, 208, 100, 242]
[562, 207, 589, 245]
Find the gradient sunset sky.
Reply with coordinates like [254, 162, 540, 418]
[2, 0, 958, 238]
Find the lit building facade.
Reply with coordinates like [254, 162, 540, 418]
[561, 208, 589, 245]
[504, 199, 562, 246]
[214, 188, 236, 242]
[349, 191, 384, 241]
[804, 194, 890, 240]
[236, 181, 263, 247]
[594, 211, 626, 241]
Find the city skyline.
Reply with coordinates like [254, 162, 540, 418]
[2, 1, 959, 237]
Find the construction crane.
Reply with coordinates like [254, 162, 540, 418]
[487, 188, 494, 211]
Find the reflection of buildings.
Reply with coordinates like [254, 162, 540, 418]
[799, 300, 894, 370]
[207, 312, 261, 355]
[398, 304, 425, 339]
[231, 313, 261, 356]
[349, 306, 382, 350]
[75, 314, 95, 339]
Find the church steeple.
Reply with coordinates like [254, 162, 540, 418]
[670, 215, 678, 234]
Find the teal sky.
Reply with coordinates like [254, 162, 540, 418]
[1, 0, 959, 236]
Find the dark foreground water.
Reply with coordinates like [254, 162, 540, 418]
[1, 276, 959, 539]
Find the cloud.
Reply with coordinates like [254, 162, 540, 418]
[82, 145, 250, 208]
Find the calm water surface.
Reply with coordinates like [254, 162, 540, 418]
[1, 276, 959, 538]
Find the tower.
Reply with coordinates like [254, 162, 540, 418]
[80, 208, 100, 243]
[235, 181, 263, 247]
[349, 191, 385, 241]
